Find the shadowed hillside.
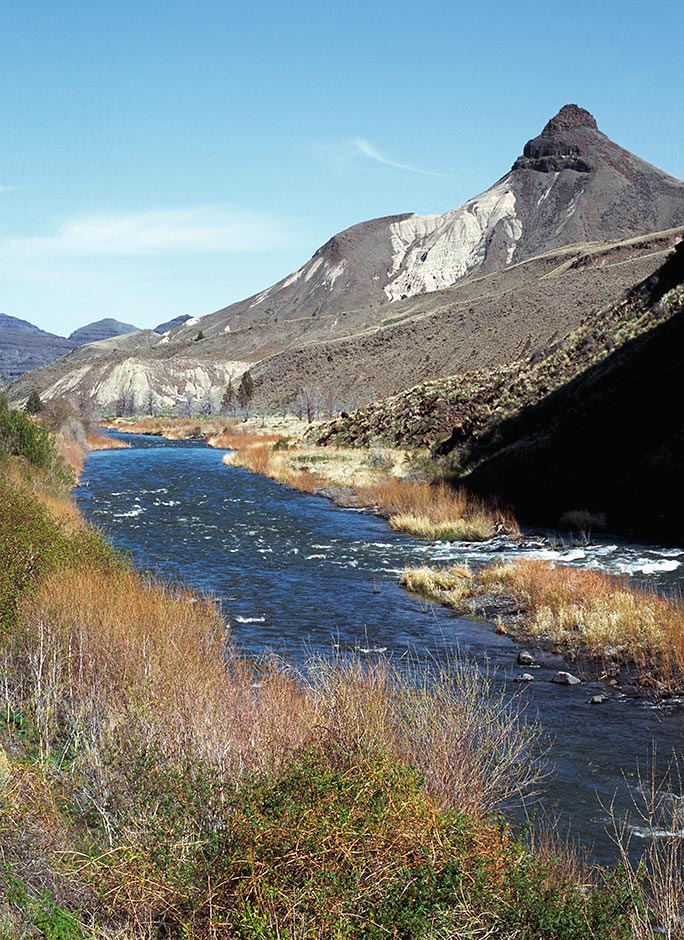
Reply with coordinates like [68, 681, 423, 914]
[460, 244, 684, 539]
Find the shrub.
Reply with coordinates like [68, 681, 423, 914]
[0, 395, 55, 468]
[0, 477, 119, 630]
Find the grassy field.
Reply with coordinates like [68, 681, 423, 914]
[2, 402, 681, 937]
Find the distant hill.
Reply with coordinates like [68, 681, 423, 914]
[0, 314, 75, 382]
[68, 318, 139, 345]
[0, 315, 141, 384]
[153, 314, 192, 334]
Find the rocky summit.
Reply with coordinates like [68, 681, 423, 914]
[8, 105, 684, 411]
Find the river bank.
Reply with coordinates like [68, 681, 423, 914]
[105, 416, 519, 541]
[5, 403, 674, 938]
[106, 416, 684, 694]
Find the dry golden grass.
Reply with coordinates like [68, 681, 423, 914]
[13, 567, 319, 779]
[4, 465, 676, 938]
[221, 431, 518, 543]
[313, 653, 545, 814]
[10, 557, 542, 816]
[401, 559, 684, 687]
[210, 428, 284, 449]
[85, 431, 130, 452]
[360, 478, 519, 541]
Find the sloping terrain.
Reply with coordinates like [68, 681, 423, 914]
[316, 241, 684, 539]
[170, 104, 684, 347]
[459, 244, 684, 539]
[0, 314, 75, 382]
[0, 315, 142, 383]
[8, 105, 684, 410]
[251, 228, 683, 408]
[8, 329, 246, 412]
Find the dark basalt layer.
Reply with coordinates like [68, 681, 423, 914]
[513, 104, 597, 173]
[513, 153, 593, 173]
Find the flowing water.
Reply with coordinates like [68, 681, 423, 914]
[76, 432, 684, 864]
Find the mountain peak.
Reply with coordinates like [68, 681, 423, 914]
[542, 104, 598, 135]
[513, 104, 600, 174]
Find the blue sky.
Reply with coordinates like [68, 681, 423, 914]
[1, 0, 682, 336]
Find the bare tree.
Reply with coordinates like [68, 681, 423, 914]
[198, 388, 216, 416]
[296, 385, 325, 423]
[221, 380, 237, 416]
[175, 392, 196, 417]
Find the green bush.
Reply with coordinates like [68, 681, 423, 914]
[0, 478, 120, 630]
[90, 746, 638, 939]
[0, 395, 56, 468]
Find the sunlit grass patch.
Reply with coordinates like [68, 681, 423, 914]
[401, 558, 684, 687]
[221, 431, 517, 544]
[390, 511, 497, 541]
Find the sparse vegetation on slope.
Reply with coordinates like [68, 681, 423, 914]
[315, 240, 684, 458]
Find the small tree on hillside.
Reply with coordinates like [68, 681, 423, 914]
[237, 370, 254, 410]
[221, 379, 236, 416]
[25, 389, 43, 414]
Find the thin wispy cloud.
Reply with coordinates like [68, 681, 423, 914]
[0, 206, 293, 259]
[0, 184, 17, 194]
[353, 138, 444, 177]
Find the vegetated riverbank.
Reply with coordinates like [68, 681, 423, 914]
[3, 404, 682, 937]
[108, 416, 684, 696]
[107, 416, 519, 542]
[402, 561, 684, 697]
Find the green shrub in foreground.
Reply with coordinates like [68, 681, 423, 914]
[76, 745, 639, 939]
[0, 394, 56, 468]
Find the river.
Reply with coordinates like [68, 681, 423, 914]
[75, 432, 683, 865]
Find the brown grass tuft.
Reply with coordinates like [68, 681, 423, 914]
[402, 559, 684, 687]
[221, 431, 518, 543]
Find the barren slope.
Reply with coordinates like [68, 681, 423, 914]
[8, 105, 684, 410]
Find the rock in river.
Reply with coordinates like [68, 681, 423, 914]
[553, 671, 582, 686]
